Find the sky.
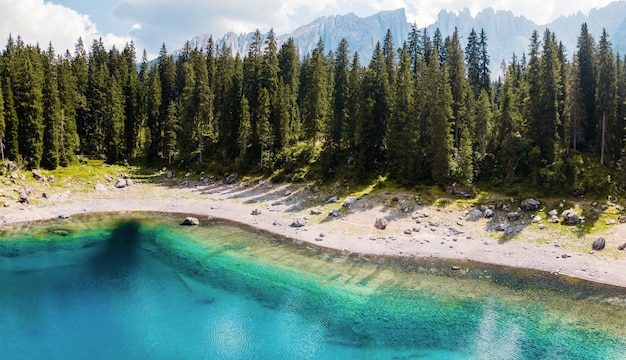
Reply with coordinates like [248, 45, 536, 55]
[0, 0, 619, 59]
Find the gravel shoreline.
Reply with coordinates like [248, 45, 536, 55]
[2, 180, 626, 289]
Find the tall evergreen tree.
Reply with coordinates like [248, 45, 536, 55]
[14, 43, 44, 168]
[386, 44, 417, 182]
[41, 43, 61, 169]
[577, 23, 597, 148]
[595, 28, 616, 165]
[357, 41, 390, 176]
[1, 78, 19, 162]
[465, 28, 481, 98]
[478, 29, 491, 95]
[57, 50, 79, 165]
[326, 38, 350, 168]
[302, 39, 328, 144]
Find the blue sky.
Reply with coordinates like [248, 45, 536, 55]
[0, 0, 618, 59]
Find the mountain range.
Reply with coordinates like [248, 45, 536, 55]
[180, 1, 626, 75]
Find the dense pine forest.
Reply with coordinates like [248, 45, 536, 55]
[1, 23, 626, 193]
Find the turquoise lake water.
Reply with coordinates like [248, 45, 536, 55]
[1, 213, 625, 359]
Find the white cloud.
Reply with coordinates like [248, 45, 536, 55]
[0, 0, 131, 54]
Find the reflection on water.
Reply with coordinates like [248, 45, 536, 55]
[0, 213, 625, 359]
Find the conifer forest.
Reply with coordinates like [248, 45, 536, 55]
[1, 24, 626, 192]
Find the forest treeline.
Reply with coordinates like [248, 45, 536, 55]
[1, 23, 626, 191]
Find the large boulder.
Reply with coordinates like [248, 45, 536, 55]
[374, 217, 388, 230]
[592, 237, 606, 251]
[180, 217, 200, 226]
[484, 208, 495, 219]
[520, 198, 541, 211]
[561, 208, 581, 225]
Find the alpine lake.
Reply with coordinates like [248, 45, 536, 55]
[1, 212, 625, 359]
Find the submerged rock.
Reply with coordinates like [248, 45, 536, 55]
[180, 217, 200, 226]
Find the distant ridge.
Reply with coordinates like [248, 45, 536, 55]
[177, 1, 626, 74]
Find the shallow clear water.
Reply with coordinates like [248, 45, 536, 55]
[1, 213, 625, 359]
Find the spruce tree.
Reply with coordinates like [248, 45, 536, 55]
[14, 43, 44, 168]
[595, 28, 616, 165]
[1, 78, 19, 162]
[302, 39, 328, 144]
[577, 23, 596, 148]
[58, 50, 79, 166]
[41, 43, 60, 169]
[357, 41, 390, 176]
[386, 44, 416, 183]
[465, 28, 480, 98]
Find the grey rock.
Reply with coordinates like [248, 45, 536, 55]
[495, 223, 507, 232]
[32, 169, 45, 181]
[404, 229, 412, 235]
[467, 209, 483, 221]
[520, 198, 541, 211]
[328, 209, 341, 217]
[166, 171, 173, 178]
[58, 214, 70, 220]
[374, 217, 388, 230]
[619, 215, 626, 223]
[290, 218, 306, 228]
[47, 175, 55, 183]
[484, 208, 495, 219]
[19, 189, 29, 204]
[94, 183, 107, 192]
[125, 179, 133, 187]
[343, 197, 357, 208]
[284, 190, 292, 196]
[618, 242, 626, 251]
[251, 208, 261, 216]
[532, 215, 542, 223]
[549, 215, 559, 223]
[310, 209, 322, 215]
[561, 208, 580, 225]
[7, 161, 18, 172]
[224, 173, 238, 184]
[42, 192, 48, 199]
[548, 209, 558, 217]
[180, 217, 200, 226]
[8, 171, 18, 179]
[508, 212, 521, 221]
[592, 237, 606, 251]
[115, 178, 127, 188]
[325, 196, 339, 204]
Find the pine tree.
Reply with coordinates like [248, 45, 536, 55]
[446, 28, 468, 149]
[14, 43, 44, 168]
[0, 74, 4, 160]
[465, 28, 480, 98]
[424, 49, 453, 183]
[345, 51, 362, 150]
[478, 29, 491, 95]
[326, 38, 350, 167]
[386, 44, 416, 183]
[382, 29, 396, 86]
[164, 100, 179, 164]
[41, 42, 60, 169]
[1, 78, 19, 162]
[72, 38, 89, 154]
[121, 41, 139, 158]
[595, 28, 616, 165]
[277, 38, 301, 145]
[104, 74, 125, 163]
[302, 39, 328, 144]
[577, 23, 597, 148]
[58, 50, 79, 166]
[357, 41, 390, 176]
[565, 56, 586, 151]
[257, 87, 272, 171]
[238, 96, 252, 169]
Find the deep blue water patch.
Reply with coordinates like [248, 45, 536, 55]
[1, 213, 625, 359]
